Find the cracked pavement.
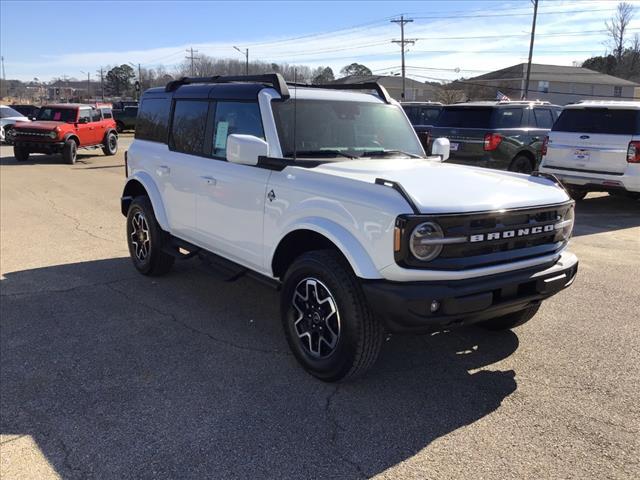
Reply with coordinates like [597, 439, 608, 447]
[1, 139, 639, 479]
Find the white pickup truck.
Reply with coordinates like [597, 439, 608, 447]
[121, 74, 578, 381]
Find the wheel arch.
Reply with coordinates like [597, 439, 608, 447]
[121, 172, 169, 230]
[271, 219, 381, 280]
[63, 133, 80, 146]
[103, 128, 118, 142]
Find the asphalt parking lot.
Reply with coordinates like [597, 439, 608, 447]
[1, 137, 638, 479]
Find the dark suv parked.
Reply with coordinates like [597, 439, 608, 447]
[402, 101, 443, 150]
[429, 101, 561, 173]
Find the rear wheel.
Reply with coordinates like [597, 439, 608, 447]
[566, 186, 587, 201]
[13, 146, 30, 162]
[62, 138, 77, 164]
[478, 304, 541, 331]
[102, 132, 118, 156]
[508, 155, 534, 174]
[126, 196, 174, 276]
[280, 250, 384, 382]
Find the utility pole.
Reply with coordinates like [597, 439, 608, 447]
[233, 46, 249, 75]
[100, 68, 104, 101]
[391, 16, 415, 100]
[523, 0, 539, 99]
[0, 56, 5, 98]
[185, 47, 200, 76]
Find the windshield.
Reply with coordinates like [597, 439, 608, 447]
[272, 99, 424, 159]
[553, 108, 640, 135]
[37, 107, 77, 122]
[0, 107, 25, 119]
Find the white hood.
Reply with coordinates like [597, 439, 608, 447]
[312, 158, 569, 214]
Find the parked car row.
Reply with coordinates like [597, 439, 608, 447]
[403, 99, 640, 200]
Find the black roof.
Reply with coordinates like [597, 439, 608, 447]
[142, 83, 266, 101]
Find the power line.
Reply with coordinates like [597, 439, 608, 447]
[413, 28, 640, 41]
[410, 6, 619, 20]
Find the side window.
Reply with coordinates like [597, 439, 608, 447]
[211, 101, 264, 158]
[494, 108, 523, 128]
[78, 108, 91, 123]
[533, 108, 554, 129]
[102, 108, 113, 119]
[136, 97, 171, 143]
[91, 108, 102, 122]
[170, 100, 209, 155]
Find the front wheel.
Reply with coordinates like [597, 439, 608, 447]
[13, 146, 30, 162]
[126, 196, 174, 276]
[62, 138, 77, 164]
[280, 250, 384, 382]
[478, 304, 541, 331]
[102, 132, 118, 156]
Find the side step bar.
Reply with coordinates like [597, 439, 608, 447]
[162, 234, 280, 289]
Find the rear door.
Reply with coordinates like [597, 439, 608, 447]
[545, 107, 639, 174]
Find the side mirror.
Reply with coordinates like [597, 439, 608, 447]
[431, 137, 450, 161]
[226, 134, 268, 166]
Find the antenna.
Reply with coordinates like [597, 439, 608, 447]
[292, 68, 297, 161]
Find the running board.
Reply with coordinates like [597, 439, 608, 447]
[198, 250, 247, 282]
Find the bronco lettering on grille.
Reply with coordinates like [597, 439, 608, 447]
[469, 223, 555, 243]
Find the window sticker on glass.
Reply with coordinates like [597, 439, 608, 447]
[215, 121, 229, 150]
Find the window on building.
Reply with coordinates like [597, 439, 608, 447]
[614, 86, 622, 97]
[170, 100, 210, 155]
[538, 81, 549, 93]
[211, 102, 263, 158]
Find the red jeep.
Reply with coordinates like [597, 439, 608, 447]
[11, 103, 118, 164]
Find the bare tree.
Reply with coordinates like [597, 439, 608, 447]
[606, 2, 635, 61]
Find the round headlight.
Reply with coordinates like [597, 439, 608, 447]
[48, 131, 57, 139]
[560, 206, 574, 240]
[409, 222, 444, 261]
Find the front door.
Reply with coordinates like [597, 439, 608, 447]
[194, 100, 270, 271]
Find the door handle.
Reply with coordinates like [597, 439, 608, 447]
[200, 176, 217, 186]
[156, 165, 170, 176]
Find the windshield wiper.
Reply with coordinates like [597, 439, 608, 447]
[285, 149, 357, 160]
[359, 149, 423, 159]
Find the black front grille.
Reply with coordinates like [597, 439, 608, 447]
[396, 202, 573, 270]
[15, 129, 53, 137]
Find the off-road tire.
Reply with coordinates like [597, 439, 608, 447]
[62, 138, 78, 164]
[126, 196, 174, 276]
[478, 303, 541, 331]
[566, 186, 587, 201]
[509, 155, 534, 174]
[13, 146, 30, 162]
[280, 250, 384, 382]
[102, 132, 118, 156]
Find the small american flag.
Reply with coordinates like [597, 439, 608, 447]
[496, 90, 510, 101]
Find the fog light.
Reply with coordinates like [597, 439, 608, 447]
[430, 300, 440, 313]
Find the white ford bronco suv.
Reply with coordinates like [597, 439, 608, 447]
[121, 74, 578, 381]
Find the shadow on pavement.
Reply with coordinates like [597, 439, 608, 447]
[0, 151, 102, 166]
[1, 257, 518, 479]
[572, 193, 640, 237]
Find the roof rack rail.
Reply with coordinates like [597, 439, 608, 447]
[165, 73, 290, 99]
[288, 82, 393, 104]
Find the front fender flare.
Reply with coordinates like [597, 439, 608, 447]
[122, 171, 169, 231]
[277, 217, 382, 279]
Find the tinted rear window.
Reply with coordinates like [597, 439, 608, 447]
[135, 97, 171, 143]
[493, 108, 523, 128]
[403, 106, 441, 125]
[436, 107, 493, 128]
[553, 108, 640, 135]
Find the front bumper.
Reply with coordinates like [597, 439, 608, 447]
[362, 251, 578, 333]
[13, 140, 65, 154]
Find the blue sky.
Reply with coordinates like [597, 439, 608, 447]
[1, 0, 639, 82]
